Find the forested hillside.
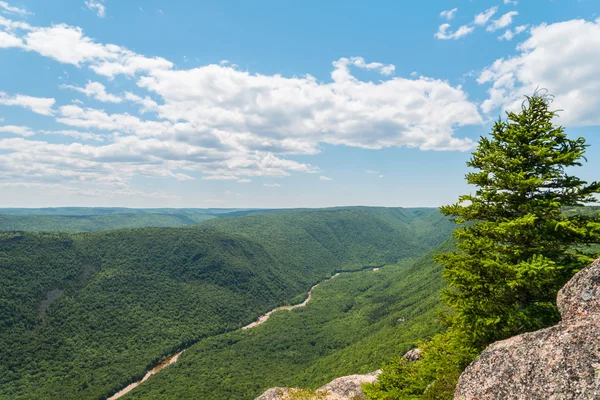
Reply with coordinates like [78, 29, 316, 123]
[125, 239, 454, 399]
[0, 207, 453, 400]
[0, 213, 216, 232]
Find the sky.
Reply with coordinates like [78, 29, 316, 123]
[0, 0, 598, 208]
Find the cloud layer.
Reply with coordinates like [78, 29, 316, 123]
[2, 5, 597, 201]
[0, 12, 485, 198]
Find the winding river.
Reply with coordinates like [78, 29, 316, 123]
[106, 268, 378, 399]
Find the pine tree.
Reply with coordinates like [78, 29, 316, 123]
[364, 93, 600, 400]
[436, 92, 600, 348]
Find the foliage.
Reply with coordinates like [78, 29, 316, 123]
[0, 207, 452, 399]
[366, 94, 600, 399]
[121, 240, 453, 399]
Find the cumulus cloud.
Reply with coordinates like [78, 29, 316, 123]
[0, 13, 487, 195]
[85, 0, 106, 18]
[440, 8, 458, 20]
[0, 125, 34, 136]
[435, 24, 475, 40]
[40, 129, 104, 141]
[0, 30, 21, 47]
[5, 23, 172, 77]
[474, 7, 498, 26]
[479, 19, 600, 126]
[0, 1, 31, 16]
[498, 24, 528, 41]
[61, 81, 122, 103]
[319, 176, 332, 181]
[487, 11, 518, 32]
[332, 56, 395, 78]
[0, 92, 55, 115]
[124, 92, 158, 113]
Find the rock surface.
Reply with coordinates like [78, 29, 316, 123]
[317, 370, 381, 399]
[256, 348, 421, 400]
[455, 258, 600, 400]
[255, 371, 380, 400]
[404, 348, 421, 362]
[557, 259, 600, 320]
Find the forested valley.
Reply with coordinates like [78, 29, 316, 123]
[0, 207, 453, 399]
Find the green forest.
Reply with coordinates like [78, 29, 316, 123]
[125, 240, 454, 399]
[0, 207, 453, 399]
[1, 97, 598, 400]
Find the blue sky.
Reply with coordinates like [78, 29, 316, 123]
[0, 0, 598, 208]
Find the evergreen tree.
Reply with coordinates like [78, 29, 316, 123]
[436, 92, 600, 347]
[365, 93, 600, 400]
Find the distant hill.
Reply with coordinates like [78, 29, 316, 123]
[0, 207, 453, 400]
[0, 213, 217, 232]
[0, 207, 269, 232]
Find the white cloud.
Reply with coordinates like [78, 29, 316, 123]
[332, 56, 395, 78]
[0, 1, 32, 16]
[0, 125, 103, 140]
[435, 23, 475, 40]
[137, 59, 480, 154]
[487, 11, 518, 32]
[40, 129, 104, 141]
[503, 0, 518, 5]
[264, 183, 281, 187]
[61, 81, 122, 103]
[24, 24, 115, 65]
[474, 7, 498, 26]
[498, 24, 528, 41]
[0, 125, 34, 136]
[365, 170, 380, 174]
[0, 14, 32, 32]
[0, 30, 21, 47]
[378, 175, 384, 179]
[85, 0, 106, 18]
[479, 19, 600, 126]
[0, 13, 488, 194]
[13, 23, 173, 77]
[319, 175, 332, 181]
[0, 92, 55, 115]
[124, 92, 158, 113]
[440, 8, 458, 20]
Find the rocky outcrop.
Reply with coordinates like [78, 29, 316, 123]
[256, 388, 292, 400]
[255, 371, 380, 400]
[318, 370, 380, 399]
[404, 348, 421, 362]
[256, 347, 422, 400]
[256, 347, 423, 400]
[455, 258, 600, 400]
